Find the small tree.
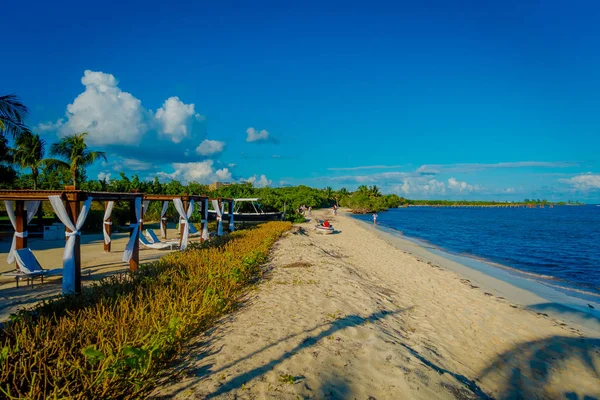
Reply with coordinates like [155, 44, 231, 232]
[13, 132, 63, 190]
[50, 132, 107, 189]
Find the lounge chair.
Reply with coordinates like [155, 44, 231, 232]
[139, 234, 178, 250]
[146, 229, 180, 245]
[1, 248, 62, 287]
[189, 222, 202, 237]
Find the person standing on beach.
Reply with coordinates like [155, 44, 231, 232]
[333, 204, 337, 215]
[373, 212, 378, 226]
[308, 206, 312, 216]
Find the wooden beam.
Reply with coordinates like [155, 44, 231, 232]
[103, 201, 112, 252]
[64, 191, 82, 294]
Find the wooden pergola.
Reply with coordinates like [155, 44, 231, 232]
[1, 189, 236, 294]
[142, 194, 211, 245]
[0, 188, 143, 293]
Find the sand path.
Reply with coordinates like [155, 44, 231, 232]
[153, 212, 596, 398]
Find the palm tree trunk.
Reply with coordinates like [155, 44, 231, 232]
[72, 167, 77, 189]
[32, 168, 38, 190]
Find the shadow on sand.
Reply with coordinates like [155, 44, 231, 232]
[155, 308, 493, 399]
[477, 335, 600, 400]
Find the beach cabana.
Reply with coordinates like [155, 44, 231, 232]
[208, 197, 235, 235]
[1, 188, 143, 294]
[143, 194, 210, 249]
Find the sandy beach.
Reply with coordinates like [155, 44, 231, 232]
[150, 210, 600, 399]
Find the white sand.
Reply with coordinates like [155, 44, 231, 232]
[152, 210, 600, 400]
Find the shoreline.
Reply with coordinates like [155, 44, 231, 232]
[348, 213, 600, 334]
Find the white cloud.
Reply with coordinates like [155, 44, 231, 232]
[447, 177, 479, 192]
[328, 165, 404, 171]
[157, 160, 232, 184]
[195, 139, 225, 156]
[122, 158, 153, 171]
[56, 70, 149, 145]
[97, 172, 111, 182]
[36, 119, 64, 132]
[417, 161, 577, 174]
[37, 70, 205, 148]
[155, 96, 203, 143]
[247, 174, 272, 188]
[246, 127, 270, 142]
[560, 174, 600, 190]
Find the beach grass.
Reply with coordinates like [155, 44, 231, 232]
[0, 221, 291, 399]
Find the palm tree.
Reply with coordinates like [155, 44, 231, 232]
[13, 132, 63, 190]
[369, 185, 381, 197]
[357, 185, 369, 196]
[324, 186, 334, 200]
[50, 132, 107, 188]
[0, 94, 30, 138]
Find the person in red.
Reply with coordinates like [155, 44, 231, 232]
[322, 220, 330, 228]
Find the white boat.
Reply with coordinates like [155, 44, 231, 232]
[315, 224, 335, 234]
[208, 198, 283, 222]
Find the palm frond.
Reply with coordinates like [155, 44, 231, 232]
[42, 158, 70, 172]
[0, 94, 30, 138]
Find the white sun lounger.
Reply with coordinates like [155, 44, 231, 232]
[1, 248, 63, 288]
[145, 229, 179, 246]
[139, 234, 178, 250]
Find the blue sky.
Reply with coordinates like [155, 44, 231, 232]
[3, 0, 599, 201]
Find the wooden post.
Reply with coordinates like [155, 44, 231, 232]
[179, 197, 190, 247]
[229, 199, 234, 232]
[161, 202, 168, 239]
[139, 202, 145, 234]
[218, 198, 223, 236]
[129, 198, 140, 272]
[15, 201, 26, 253]
[103, 201, 112, 252]
[65, 191, 82, 293]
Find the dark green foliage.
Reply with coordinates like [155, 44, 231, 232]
[0, 94, 30, 139]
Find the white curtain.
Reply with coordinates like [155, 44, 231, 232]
[122, 197, 142, 263]
[142, 200, 150, 217]
[229, 200, 235, 232]
[173, 198, 189, 250]
[202, 198, 209, 240]
[102, 201, 114, 245]
[48, 195, 93, 294]
[160, 201, 169, 237]
[5, 200, 41, 263]
[212, 199, 224, 236]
